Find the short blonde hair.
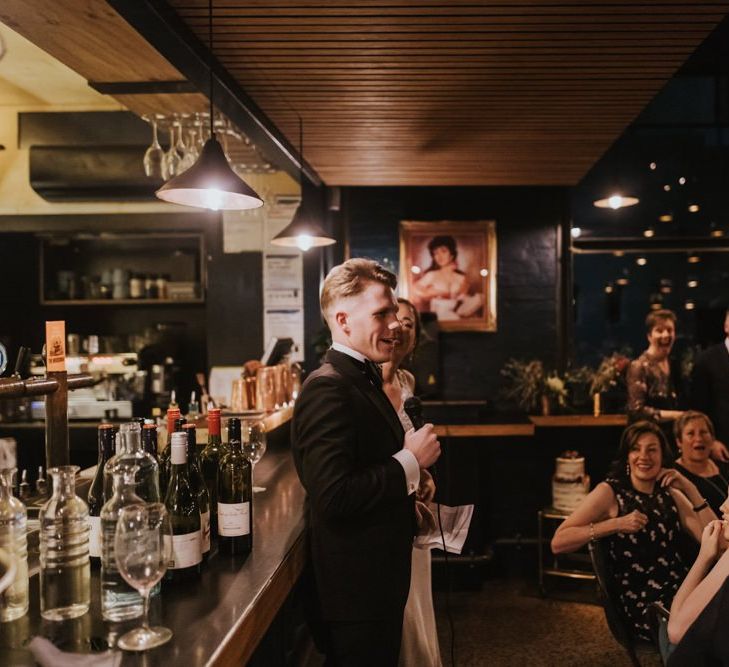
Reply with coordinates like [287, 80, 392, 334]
[320, 258, 397, 323]
[674, 410, 715, 442]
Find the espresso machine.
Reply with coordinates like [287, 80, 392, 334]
[29, 352, 143, 420]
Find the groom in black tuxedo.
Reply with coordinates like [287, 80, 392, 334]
[691, 308, 729, 449]
[292, 258, 440, 666]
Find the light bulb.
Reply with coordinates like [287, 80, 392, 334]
[296, 234, 313, 251]
[608, 195, 623, 210]
[571, 227, 582, 238]
[204, 188, 223, 211]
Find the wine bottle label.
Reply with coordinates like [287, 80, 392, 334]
[89, 516, 102, 558]
[167, 531, 202, 569]
[201, 510, 211, 553]
[217, 502, 251, 536]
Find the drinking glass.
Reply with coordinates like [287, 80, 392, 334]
[142, 115, 165, 180]
[164, 124, 182, 179]
[242, 420, 267, 493]
[114, 503, 172, 651]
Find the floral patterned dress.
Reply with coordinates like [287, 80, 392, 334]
[604, 477, 690, 641]
[626, 351, 682, 422]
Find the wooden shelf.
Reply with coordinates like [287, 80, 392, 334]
[41, 298, 204, 306]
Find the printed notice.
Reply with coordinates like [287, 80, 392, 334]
[45, 321, 66, 372]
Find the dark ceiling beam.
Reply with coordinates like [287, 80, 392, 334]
[105, 0, 322, 187]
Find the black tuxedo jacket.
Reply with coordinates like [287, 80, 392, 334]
[292, 349, 414, 622]
[691, 342, 729, 445]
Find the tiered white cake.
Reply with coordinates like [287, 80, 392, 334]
[552, 451, 590, 513]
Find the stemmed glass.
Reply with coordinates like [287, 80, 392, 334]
[142, 115, 165, 179]
[114, 503, 173, 652]
[242, 420, 267, 493]
[164, 120, 182, 179]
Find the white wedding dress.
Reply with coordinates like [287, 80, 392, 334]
[396, 372, 443, 667]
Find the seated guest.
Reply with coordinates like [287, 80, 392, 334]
[667, 516, 729, 656]
[673, 411, 729, 516]
[552, 421, 716, 643]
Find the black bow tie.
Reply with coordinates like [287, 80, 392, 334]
[363, 359, 383, 388]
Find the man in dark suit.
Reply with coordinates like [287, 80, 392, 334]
[292, 258, 441, 666]
[691, 308, 729, 449]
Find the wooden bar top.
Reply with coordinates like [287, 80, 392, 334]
[432, 414, 627, 437]
[0, 412, 304, 666]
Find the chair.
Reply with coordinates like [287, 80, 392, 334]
[588, 539, 661, 666]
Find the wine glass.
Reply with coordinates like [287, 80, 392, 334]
[164, 122, 182, 179]
[242, 420, 267, 493]
[142, 115, 165, 179]
[114, 503, 172, 651]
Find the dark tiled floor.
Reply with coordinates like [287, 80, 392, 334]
[433, 577, 663, 667]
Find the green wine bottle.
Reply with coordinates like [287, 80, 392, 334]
[163, 432, 201, 581]
[217, 418, 252, 555]
[87, 424, 117, 565]
[183, 423, 210, 559]
[199, 408, 222, 537]
[159, 412, 185, 496]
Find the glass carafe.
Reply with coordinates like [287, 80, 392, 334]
[104, 423, 160, 504]
[101, 464, 143, 621]
[0, 468, 29, 622]
[40, 466, 91, 621]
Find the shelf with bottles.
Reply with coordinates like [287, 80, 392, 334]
[38, 232, 206, 306]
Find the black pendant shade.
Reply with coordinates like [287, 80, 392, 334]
[156, 136, 264, 211]
[270, 204, 336, 250]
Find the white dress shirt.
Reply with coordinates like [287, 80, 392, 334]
[330, 343, 420, 495]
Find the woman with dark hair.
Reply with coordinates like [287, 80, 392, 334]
[552, 421, 716, 643]
[673, 411, 729, 516]
[411, 235, 468, 318]
[382, 298, 442, 666]
[627, 309, 685, 424]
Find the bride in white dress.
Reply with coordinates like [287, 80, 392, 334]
[382, 298, 443, 667]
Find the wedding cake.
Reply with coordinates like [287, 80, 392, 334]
[552, 451, 590, 513]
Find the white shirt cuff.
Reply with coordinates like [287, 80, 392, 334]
[393, 449, 420, 495]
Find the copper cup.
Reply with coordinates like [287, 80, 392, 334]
[256, 367, 277, 412]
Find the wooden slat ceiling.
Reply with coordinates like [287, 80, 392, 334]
[2, 1, 727, 187]
[164, 0, 728, 186]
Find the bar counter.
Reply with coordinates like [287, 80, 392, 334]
[0, 433, 306, 666]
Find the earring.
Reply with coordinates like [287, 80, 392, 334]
[626, 462, 630, 476]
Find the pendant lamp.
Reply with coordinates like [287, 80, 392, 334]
[593, 193, 640, 210]
[271, 116, 335, 251]
[156, 0, 263, 211]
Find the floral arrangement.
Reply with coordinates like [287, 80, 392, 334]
[500, 359, 568, 412]
[589, 353, 630, 395]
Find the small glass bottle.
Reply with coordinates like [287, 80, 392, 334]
[100, 464, 143, 621]
[129, 273, 144, 299]
[87, 424, 117, 564]
[104, 423, 160, 505]
[40, 466, 91, 621]
[0, 468, 29, 621]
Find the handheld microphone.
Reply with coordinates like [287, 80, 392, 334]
[403, 396, 425, 430]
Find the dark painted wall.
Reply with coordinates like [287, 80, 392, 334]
[342, 186, 569, 400]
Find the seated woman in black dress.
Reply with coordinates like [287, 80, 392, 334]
[552, 421, 716, 643]
[667, 514, 729, 665]
[673, 411, 729, 516]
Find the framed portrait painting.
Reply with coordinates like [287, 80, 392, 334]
[399, 220, 497, 332]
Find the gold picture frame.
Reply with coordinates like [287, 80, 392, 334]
[399, 220, 497, 332]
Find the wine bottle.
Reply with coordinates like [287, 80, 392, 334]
[164, 432, 202, 581]
[159, 408, 182, 494]
[217, 418, 252, 556]
[87, 423, 117, 564]
[142, 423, 159, 461]
[183, 424, 210, 558]
[199, 408, 222, 536]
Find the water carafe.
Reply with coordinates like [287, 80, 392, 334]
[0, 468, 29, 621]
[40, 466, 91, 621]
[101, 464, 143, 621]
